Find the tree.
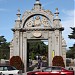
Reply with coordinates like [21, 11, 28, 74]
[27, 40, 48, 59]
[66, 44, 75, 59]
[0, 35, 10, 59]
[68, 27, 75, 39]
[67, 27, 75, 59]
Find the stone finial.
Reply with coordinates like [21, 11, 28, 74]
[55, 8, 59, 18]
[36, 0, 39, 1]
[34, 0, 41, 10]
[55, 8, 59, 14]
[62, 38, 67, 47]
[16, 9, 21, 20]
[54, 8, 61, 21]
[35, 0, 41, 4]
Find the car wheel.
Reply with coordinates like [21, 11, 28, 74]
[0, 72, 3, 75]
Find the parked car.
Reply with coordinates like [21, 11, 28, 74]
[27, 66, 74, 75]
[0, 65, 22, 75]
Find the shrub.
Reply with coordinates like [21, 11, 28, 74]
[52, 56, 65, 67]
[42, 56, 46, 60]
[10, 56, 24, 72]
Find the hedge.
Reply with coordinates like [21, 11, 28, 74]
[10, 56, 24, 72]
[52, 56, 65, 67]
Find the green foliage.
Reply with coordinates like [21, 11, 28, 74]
[10, 56, 24, 72]
[67, 27, 75, 59]
[52, 56, 65, 67]
[66, 59, 71, 66]
[66, 44, 75, 59]
[68, 27, 75, 39]
[0, 36, 6, 44]
[42, 56, 46, 60]
[27, 40, 48, 59]
[0, 36, 10, 59]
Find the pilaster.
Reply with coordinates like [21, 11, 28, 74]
[54, 30, 60, 56]
[20, 32, 23, 60]
[62, 38, 67, 67]
[23, 32, 27, 72]
[13, 31, 20, 56]
[48, 32, 52, 66]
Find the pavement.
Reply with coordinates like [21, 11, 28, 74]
[72, 67, 75, 70]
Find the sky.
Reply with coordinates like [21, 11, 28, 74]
[0, 0, 74, 49]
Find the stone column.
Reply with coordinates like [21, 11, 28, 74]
[20, 32, 23, 60]
[13, 31, 20, 56]
[23, 32, 27, 73]
[54, 30, 60, 56]
[62, 38, 67, 67]
[48, 32, 52, 66]
[62, 46, 66, 67]
[59, 31, 62, 56]
[10, 41, 13, 58]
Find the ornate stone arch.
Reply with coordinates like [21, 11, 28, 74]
[22, 14, 53, 28]
[10, 0, 67, 73]
[21, 9, 54, 28]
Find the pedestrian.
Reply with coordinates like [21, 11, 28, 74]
[37, 56, 42, 69]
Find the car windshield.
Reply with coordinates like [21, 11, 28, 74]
[42, 67, 52, 72]
[7, 66, 17, 70]
[0, 66, 17, 71]
[0, 67, 3, 71]
[52, 67, 61, 71]
[42, 67, 61, 72]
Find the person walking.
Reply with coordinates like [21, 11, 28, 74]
[37, 55, 42, 69]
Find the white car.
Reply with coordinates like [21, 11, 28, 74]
[0, 65, 22, 75]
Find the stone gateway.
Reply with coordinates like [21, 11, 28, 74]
[10, 0, 67, 73]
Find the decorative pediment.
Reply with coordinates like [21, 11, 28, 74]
[22, 8, 53, 28]
[25, 15, 51, 28]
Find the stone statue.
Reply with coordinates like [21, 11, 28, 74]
[34, 16, 41, 27]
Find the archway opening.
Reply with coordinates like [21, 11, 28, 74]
[27, 39, 48, 71]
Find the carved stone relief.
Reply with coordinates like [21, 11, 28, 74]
[34, 16, 41, 27]
[25, 15, 51, 28]
[42, 16, 50, 27]
[25, 17, 34, 27]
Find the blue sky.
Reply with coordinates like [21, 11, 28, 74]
[0, 0, 74, 49]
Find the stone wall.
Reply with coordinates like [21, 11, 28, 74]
[0, 59, 9, 65]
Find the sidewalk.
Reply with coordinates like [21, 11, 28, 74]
[33, 67, 45, 71]
[73, 67, 75, 70]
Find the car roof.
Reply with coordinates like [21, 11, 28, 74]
[0, 64, 12, 67]
[43, 66, 63, 69]
[47, 66, 62, 68]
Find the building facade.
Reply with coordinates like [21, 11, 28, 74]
[10, 0, 67, 72]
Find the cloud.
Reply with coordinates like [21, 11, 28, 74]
[61, 9, 75, 48]
[0, 8, 8, 12]
[42, 1, 55, 7]
[0, 8, 5, 11]
[62, 10, 74, 17]
[0, 0, 4, 1]
[0, 0, 7, 2]
[0, 0, 6, 1]
[62, 9, 74, 27]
